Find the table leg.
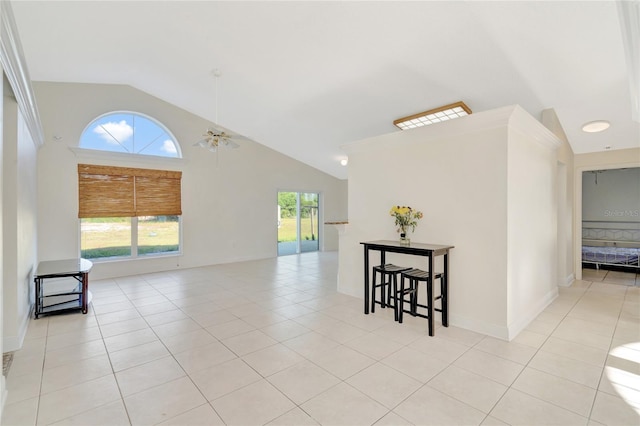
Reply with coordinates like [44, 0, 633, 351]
[428, 253, 434, 336]
[363, 246, 370, 314]
[34, 278, 41, 319]
[82, 272, 89, 314]
[443, 252, 449, 327]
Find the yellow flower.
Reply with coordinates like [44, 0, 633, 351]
[389, 205, 423, 233]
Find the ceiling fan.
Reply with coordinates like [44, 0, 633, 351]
[194, 126, 243, 152]
[194, 69, 246, 153]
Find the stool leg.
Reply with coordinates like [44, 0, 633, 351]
[441, 273, 448, 327]
[371, 270, 377, 313]
[392, 274, 399, 321]
[398, 275, 405, 323]
[411, 278, 418, 316]
[380, 272, 386, 309]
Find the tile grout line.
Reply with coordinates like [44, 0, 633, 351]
[473, 280, 592, 423]
[13, 261, 637, 426]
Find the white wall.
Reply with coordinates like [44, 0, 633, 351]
[339, 105, 560, 340]
[2, 94, 38, 352]
[0, 69, 5, 416]
[506, 122, 559, 337]
[34, 82, 348, 280]
[541, 108, 575, 286]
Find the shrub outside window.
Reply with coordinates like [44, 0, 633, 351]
[80, 216, 180, 260]
[138, 215, 180, 256]
[80, 217, 132, 259]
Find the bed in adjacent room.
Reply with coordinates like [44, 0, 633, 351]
[582, 227, 640, 271]
[582, 244, 640, 270]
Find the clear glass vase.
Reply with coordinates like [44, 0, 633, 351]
[399, 232, 410, 245]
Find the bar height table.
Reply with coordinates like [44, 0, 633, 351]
[361, 240, 454, 332]
[34, 258, 93, 319]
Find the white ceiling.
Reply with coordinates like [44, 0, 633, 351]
[12, 1, 640, 179]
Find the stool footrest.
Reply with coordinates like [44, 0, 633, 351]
[402, 309, 429, 320]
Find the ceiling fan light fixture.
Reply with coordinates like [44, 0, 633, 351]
[195, 139, 210, 148]
[582, 120, 611, 133]
[394, 101, 472, 130]
[194, 71, 244, 154]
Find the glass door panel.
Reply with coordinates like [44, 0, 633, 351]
[300, 192, 319, 253]
[278, 191, 299, 256]
[277, 191, 320, 255]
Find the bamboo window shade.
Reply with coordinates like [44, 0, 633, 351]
[78, 164, 182, 218]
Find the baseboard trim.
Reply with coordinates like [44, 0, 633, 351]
[449, 314, 510, 340]
[3, 304, 33, 352]
[1, 375, 7, 420]
[559, 273, 575, 287]
[506, 287, 559, 340]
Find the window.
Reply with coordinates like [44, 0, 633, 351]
[78, 112, 182, 260]
[78, 164, 182, 260]
[79, 111, 180, 158]
[80, 216, 180, 259]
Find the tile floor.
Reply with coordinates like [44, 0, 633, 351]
[2, 253, 639, 425]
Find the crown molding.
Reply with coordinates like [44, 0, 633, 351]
[0, 0, 44, 147]
[508, 105, 562, 150]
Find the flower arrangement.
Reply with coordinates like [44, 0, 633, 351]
[390, 205, 423, 236]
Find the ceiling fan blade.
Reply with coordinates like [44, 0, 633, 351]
[230, 134, 250, 142]
[214, 127, 250, 141]
[194, 138, 210, 147]
[222, 138, 240, 149]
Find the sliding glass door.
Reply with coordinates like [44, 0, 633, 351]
[278, 191, 319, 255]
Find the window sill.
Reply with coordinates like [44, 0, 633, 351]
[70, 147, 187, 168]
[86, 252, 182, 264]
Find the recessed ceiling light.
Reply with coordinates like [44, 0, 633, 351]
[582, 120, 610, 133]
[340, 158, 348, 166]
[394, 101, 471, 130]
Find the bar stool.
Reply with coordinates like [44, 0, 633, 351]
[398, 268, 446, 336]
[371, 264, 410, 318]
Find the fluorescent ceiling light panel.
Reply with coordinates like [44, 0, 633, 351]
[394, 101, 472, 130]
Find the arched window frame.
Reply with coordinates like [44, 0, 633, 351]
[77, 110, 183, 159]
[75, 111, 184, 262]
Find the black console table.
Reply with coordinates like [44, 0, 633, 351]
[360, 240, 454, 328]
[34, 258, 93, 319]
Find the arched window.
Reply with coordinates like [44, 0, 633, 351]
[79, 111, 181, 158]
[78, 112, 182, 261]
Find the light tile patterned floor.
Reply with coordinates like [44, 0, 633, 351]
[2, 253, 639, 425]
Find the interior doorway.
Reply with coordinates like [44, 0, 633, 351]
[277, 191, 319, 256]
[580, 167, 640, 286]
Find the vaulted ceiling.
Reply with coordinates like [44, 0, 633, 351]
[12, 1, 640, 179]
